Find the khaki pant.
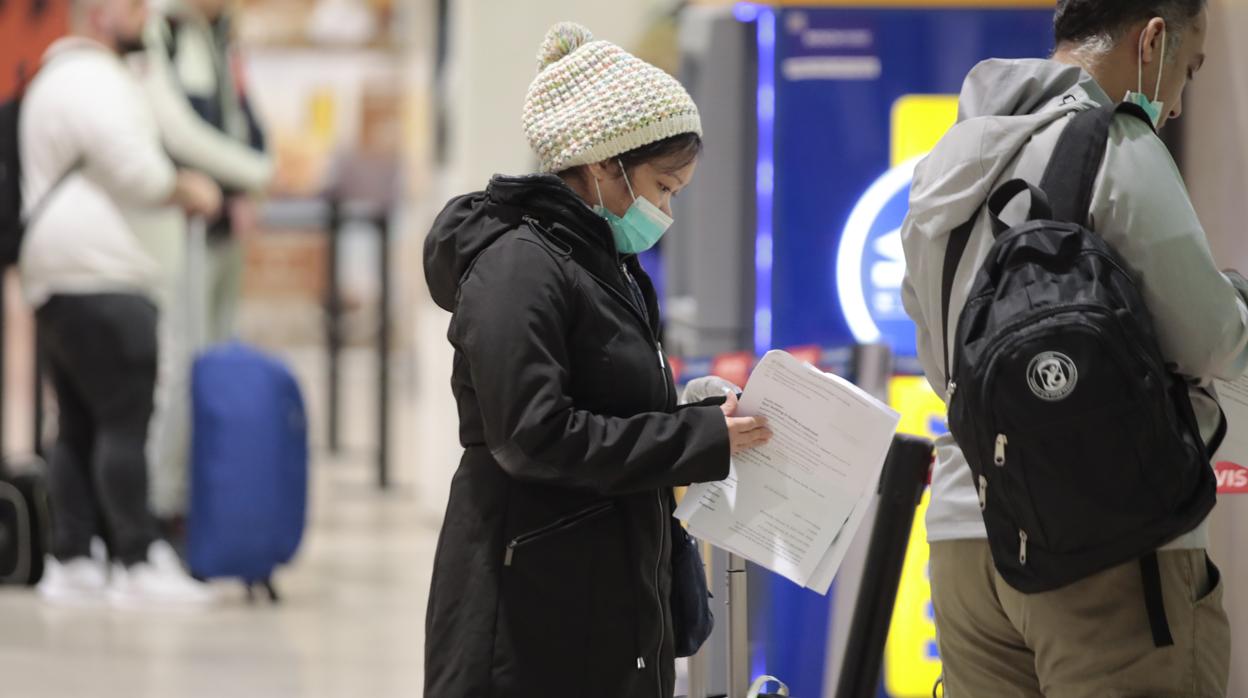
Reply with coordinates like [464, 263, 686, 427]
[930, 540, 1230, 698]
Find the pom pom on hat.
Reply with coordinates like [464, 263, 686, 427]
[537, 22, 595, 72]
[524, 22, 702, 173]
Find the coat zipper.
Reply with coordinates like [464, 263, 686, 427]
[648, 490, 665, 694]
[616, 261, 673, 408]
[520, 218, 672, 686]
[503, 501, 615, 567]
[525, 211, 674, 410]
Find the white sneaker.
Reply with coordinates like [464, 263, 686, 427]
[37, 556, 108, 606]
[109, 541, 216, 609]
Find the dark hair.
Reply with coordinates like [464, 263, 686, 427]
[558, 132, 703, 181]
[1054, 0, 1207, 46]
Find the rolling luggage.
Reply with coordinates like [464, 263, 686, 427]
[184, 219, 309, 600]
[186, 342, 308, 599]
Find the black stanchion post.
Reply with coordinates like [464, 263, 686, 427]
[33, 324, 43, 459]
[0, 272, 7, 459]
[834, 434, 934, 698]
[325, 198, 342, 455]
[376, 213, 391, 490]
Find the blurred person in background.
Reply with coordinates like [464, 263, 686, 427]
[422, 22, 772, 698]
[19, 0, 222, 607]
[129, 0, 273, 527]
[143, 0, 270, 347]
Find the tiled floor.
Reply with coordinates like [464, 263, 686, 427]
[0, 349, 441, 698]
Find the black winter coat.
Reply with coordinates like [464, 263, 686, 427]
[422, 175, 731, 698]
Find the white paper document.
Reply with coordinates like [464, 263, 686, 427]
[675, 350, 900, 594]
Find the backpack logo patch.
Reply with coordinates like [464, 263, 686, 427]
[1027, 352, 1077, 401]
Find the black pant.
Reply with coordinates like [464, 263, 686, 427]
[37, 294, 160, 566]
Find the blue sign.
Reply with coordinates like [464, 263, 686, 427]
[765, 6, 1056, 358]
[752, 6, 1055, 698]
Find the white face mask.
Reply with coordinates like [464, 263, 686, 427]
[1125, 24, 1167, 127]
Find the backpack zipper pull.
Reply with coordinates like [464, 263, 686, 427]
[1019, 530, 1028, 565]
[504, 540, 517, 567]
[977, 475, 988, 511]
[947, 380, 957, 400]
[994, 434, 1008, 467]
[637, 657, 646, 670]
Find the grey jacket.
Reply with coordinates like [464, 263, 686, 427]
[900, 59, 1248, 543]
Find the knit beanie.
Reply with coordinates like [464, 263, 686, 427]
[523, 22, 703, 174]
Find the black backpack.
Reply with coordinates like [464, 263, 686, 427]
[942, 102, 1221, 648]
[0, 88, 27, 267]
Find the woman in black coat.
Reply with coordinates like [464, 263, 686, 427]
[422, 22, 773, 698]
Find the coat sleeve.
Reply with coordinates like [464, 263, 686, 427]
[139, 20, 274, 192]
[451, 237, 731, 495]
[1092, 116, 1248, 382]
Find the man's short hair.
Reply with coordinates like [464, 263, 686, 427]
[1054, 0, 1207, 47]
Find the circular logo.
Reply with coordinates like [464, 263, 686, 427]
[1027, 352, 1078, 401]
[835, 157, 923, 357]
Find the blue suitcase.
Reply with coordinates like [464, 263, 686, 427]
[187, 342, 308, 600]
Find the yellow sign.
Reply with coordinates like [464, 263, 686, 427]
[891, 95, 959, 166]
[884, 376, 948, 697]
[880, 91, 959, 698]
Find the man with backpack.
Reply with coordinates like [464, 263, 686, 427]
[143, 0, 270, 345]
[901, 1, 1237, 695]
[18, 0, 222, 605]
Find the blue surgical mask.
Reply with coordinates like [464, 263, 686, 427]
[1125, 25, 1166, 127]
[593, 161, 674, 255]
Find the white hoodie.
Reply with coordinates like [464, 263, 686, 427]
[901, 59, 1248, 547]
[19, 38, 176, 306]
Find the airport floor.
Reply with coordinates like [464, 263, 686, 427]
[0, 348, 440, 698]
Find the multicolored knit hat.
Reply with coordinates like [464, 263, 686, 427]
[524, 22, 703, 174]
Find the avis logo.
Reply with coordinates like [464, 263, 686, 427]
[1214, 462, 1248, 494]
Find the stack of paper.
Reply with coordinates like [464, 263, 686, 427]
[674, 350, 901, 594]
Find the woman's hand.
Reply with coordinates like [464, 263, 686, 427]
[720, 393, 773, 454]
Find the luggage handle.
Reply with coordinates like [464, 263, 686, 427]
[747, 676, 790, 698]
[988, 179, 1053, 237]
[186, 216, 209, 352]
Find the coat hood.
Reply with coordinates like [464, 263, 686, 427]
[423, 174, 616, 312]
[907, 59, 1113, 240]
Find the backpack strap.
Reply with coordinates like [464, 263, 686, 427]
[1039, 102, 1153, 227]
[22, 159, 82, 230]
[1139, 552, 1175, 647]
[1199, 386, 1229, 458]
[940, 213, 977, 385]
[941, 102, 1153, 386]
[987, 179, 1053, 237]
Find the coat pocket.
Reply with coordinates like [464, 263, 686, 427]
[494, 499, 633, 693]
[503, 501, 615, 567]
